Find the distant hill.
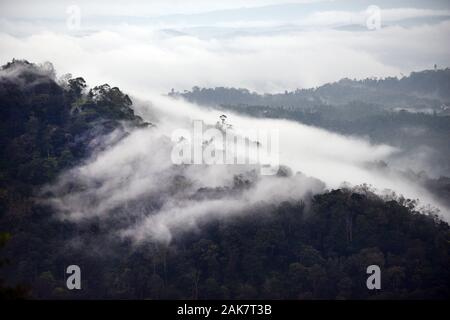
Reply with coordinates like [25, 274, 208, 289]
[172, 68, 450, 111]
[170, 68, 450, 179]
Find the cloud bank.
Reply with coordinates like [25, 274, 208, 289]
[43, 93, 450, 244]
[1, 20, 450, 93]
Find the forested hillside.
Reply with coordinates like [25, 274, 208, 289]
[171, 70, 450, 178]
[0, 60, 148, 298]
[173, 68, 450, 110]
[0, 61, 449, 299]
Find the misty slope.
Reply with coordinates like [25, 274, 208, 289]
[0, 61, 449, 299]
[0, 59, 148, 186]
[172, 69, 450, 182]
[173, 68, 450, 109]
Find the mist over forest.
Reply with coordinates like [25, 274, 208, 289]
[0, 0, 450, 302]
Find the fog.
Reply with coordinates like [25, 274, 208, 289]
[2, 0, 449, 243]
[43, 91, 449, 244]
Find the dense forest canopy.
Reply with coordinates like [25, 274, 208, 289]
[0, 60, 449, 299]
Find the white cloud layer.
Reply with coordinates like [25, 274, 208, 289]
[44, 94, 450, 243]
[1, 21, 449, 93]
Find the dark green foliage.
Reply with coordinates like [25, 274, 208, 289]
[16, 189, 447, 300]
[0, 232, 30, 299]
[0, 60, 148, 298]
[142, 191, 448, 300]
[0, 60, 449, 300]
[0, 60, 147, 189]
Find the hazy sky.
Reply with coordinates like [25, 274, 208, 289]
[1, 0, 449, 93]
[1, 0, 329, 18]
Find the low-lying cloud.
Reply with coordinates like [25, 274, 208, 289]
[1, 21, 450, 93]
[43, 93, 450, 244]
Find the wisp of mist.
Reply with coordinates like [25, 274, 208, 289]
[44, 92, 450, 244]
